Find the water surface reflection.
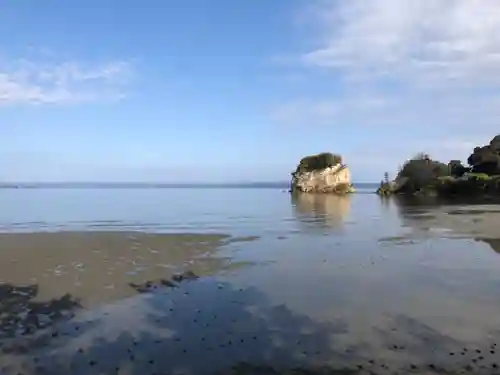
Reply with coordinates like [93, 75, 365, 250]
[391, 195, 500, 247]
[2, 190, 500, 374]
[291, 193, 351, 232]
[1, 278, 356, 375]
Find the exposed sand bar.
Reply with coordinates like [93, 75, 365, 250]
[395, 204, 500, 241]
[0, 231, 250, 308]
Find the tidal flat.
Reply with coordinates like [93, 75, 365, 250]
[1, 188, 500, 374]
[0, 231, 250, 308]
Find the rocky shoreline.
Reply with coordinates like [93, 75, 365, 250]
[377, 135, 500, 198]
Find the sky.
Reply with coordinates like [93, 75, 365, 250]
[1, 0, 500, 183]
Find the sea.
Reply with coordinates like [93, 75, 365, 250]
[0, 183, 500, 375]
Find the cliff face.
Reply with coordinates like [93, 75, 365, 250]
[291, 153, 352, 194]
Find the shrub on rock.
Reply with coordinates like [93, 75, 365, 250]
[467, 135, 500, 175]
[396, 154, 449, 191]
[295, 153, 342, 173]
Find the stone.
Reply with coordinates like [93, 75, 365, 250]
[290, 153, 352, 194]
[467, 135, 500, 175]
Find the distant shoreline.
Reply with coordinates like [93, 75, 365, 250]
[0, 182, 288, 189]
[0, 182, 378, 189]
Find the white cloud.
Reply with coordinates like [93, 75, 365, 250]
[272, 1, 500, 140]
[268, 1, 500, 179]
[0, 58, 133, 105]
[271, 94, 393, 125]
[302, 0, 500, 87]
[273, 89, 500, 137]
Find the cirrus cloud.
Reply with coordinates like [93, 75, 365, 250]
[302, 0, 500, 87]
[0, 57, 134, 105]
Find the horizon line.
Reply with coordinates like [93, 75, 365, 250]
[0, 181, 378, 188]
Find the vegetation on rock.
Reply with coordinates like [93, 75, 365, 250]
[376, 182, 392, 196]
[377, 135, 500, 197]
[396, 153, 449, 191]
[467, 136, 500, 175]
[294, 153, 343, 173]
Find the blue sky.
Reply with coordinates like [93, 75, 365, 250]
[1, 0, 500, 182]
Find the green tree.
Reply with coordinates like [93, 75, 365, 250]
[448, 160, 468, 177]
[397, 153, 449, 191]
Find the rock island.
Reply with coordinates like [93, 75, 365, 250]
[290, 152, 354, 194]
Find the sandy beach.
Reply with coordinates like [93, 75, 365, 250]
[0, 231, 250, 308]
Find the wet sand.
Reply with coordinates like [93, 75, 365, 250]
[2, 273, 500, 375]
[1, 230, 500, 375]
[385, 202, 500, 251]
[399, 205, 500, 239]
[0, 231, 252, 308]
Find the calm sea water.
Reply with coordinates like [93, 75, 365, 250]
[0, 184, 377, 233]
[1, 186, 500, 374]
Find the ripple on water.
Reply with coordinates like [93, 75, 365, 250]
[2, 191, 500, 374]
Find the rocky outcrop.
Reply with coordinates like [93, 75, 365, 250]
[290, 153, 353, 194]
[397, 156, 449, 188]
[467, 135, 500, 175]
[377, 154, 450, 196]
[377, 178, 409, 196]
[377, 135, 500, 197]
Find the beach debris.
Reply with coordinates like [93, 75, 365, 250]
[129, 270, 199, 294]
